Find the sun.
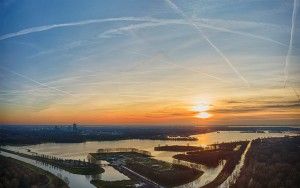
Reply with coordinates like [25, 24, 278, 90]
[192, 102, 213, 119]
[196, 112, 212, 119]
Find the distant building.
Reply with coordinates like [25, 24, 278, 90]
[72, 123, 78, 132]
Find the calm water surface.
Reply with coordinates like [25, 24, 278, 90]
[7, 131, 296, 161]
[3, 131, 298, 187]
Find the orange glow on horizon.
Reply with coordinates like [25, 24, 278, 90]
[0, 95, 298, 125]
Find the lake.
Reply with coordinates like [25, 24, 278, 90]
[2, 131, 298, 188]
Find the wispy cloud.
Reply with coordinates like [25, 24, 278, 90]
[1, 15, 286, 49]
[124, 49, 230, 84]
[97, 17, 286, 47]
[98, 22, 169, 38]
[0, 67, 73, 96]
[164, 0, 250, 86]
[0, 17, 155, 41]
[211, 100, 300, 114]
[284, 0, 298, 87]
[158, 53, 232, 84]
[194, 19, 287, 47]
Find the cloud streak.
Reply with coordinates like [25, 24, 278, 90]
[284, 0, 298, 87]
[98, 18, 287, 47]
[194, 19, 287, 47]
[124, 49, 230, 84]
[210, 100, 300, 114]
[0, 17, 155, 41]
[164, 0, 250, 86]
[0, 15, 286, 49]
[0, 67, 73, 96]
[98, 22, 169, 38]
[116, 22, 233, 85]
[158, 53, 233, 84]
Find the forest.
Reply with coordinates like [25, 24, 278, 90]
[232, 136, 300, 188]
[0, 155, 68, 188]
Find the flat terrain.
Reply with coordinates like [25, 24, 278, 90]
[0, 155, 68, 188]
[90, 179, 136, 188]
[1, 125, 297, 145]
[154, 145, 203, 152]
[90, 152, 203, 187]
[174, 141, 247, 167]
[0, 125, 212, 145]
[173, 141, 249, 188]
[232, 136, 300, 188]
[0, 148, 104, 175]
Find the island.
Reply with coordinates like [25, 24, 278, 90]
[154, 145, 204, 152]
[173, 141, 249, 187]
[88, 148, 203, 187]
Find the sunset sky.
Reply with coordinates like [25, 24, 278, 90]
[0, 0, 299, 126]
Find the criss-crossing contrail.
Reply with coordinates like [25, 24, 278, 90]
[125, 49, 231, 84]
[0, 17, 155, 41]
[124, 27, 232, 84]
[164, 0, 250, 86]
[193, 20, 287, 47]
[284, 0, 298, 87]
[98, 22, 169, 38]
[0, 67, 73, 96]
[0, 15, 286, 48]
[97, 19, 286, 47]
[158, 53, 233, 84]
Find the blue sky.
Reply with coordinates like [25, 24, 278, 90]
[0, 0, 299, 125]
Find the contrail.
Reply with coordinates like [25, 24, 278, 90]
[0, 16, 286, 47]
[0, 17, 155, 41]
[0, 67, 73, 96]
[98, 22, 170, 38]
[193, 20, 287, 47]
[284, 0, 298, 87]
[164, 0, 249, 86]
[125, 50, 231, 84]
[98, 19, 286, 47]
[123, 27, 232, 84]
[0, 74, 98, 96]
[158, 53, 233, 84]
